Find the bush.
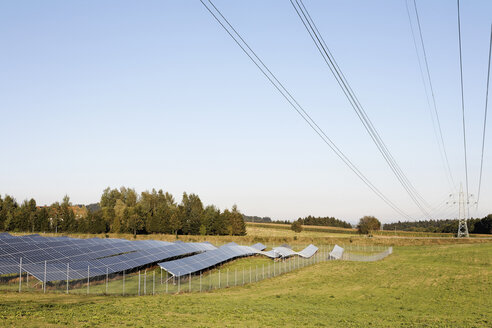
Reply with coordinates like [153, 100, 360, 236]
[291, 220, 303, 233]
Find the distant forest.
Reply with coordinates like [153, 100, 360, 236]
[295, 216, 352, 228]
[0, 187, 246, 236]
[244, 214, 352, 229]
[383, 216, 492, 234]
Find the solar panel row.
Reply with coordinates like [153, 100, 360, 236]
[158, 245, 258, 277]
[0, 234, 212, 279]
[23, 242, 216, 282]
[159, 244, 319, 277]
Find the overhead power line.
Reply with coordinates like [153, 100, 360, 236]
[199, 0, 413, 220]
[456, 0, 470, 219]
[290, 0, 433, 219]
[477, 24, 492, 208]
[405, 0, 456, 193]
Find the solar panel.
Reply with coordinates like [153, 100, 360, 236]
[251, 242, 267, 251]
[297, 244, 318, 258]
[329, 245, 344, 259]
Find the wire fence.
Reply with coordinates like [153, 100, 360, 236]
[1, 244, 392, 296]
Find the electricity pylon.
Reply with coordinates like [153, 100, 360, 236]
[456, 184, 469, 238]
[446, 183, 472, 238]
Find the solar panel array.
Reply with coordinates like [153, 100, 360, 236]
[24, 242, 216, 282]
[1, 233, 319, 282]
[0, 233, 215, 281]
[159, 244, 319, 277]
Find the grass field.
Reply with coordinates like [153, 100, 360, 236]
[1, 241, 491, 327]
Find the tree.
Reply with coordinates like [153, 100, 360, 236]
[291, 220, 303, 233]
[357, 216, 381, 234]
[229, 205, 246, 236]
[180, 193, 203, 235]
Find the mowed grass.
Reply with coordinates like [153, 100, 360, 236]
[1, 243, 491, 327]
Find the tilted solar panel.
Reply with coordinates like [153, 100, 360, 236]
[251, 242, 267, 251]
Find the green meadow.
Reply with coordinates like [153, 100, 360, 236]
[1, 242, 490, 327]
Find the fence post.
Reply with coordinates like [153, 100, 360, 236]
[273, 260, 275, 276]
[235, 268, 237, 286]
[26, 271, 28, 289]
[249, 266, 251, 283]
[144, 270, 147, 295]
[166, 272, 168, 294]
[178, 273, 180, 293]
[242, 267, 245, 285]
[189, 273, 191, 293]
[160, 268, 162, 285]
[123, 271, 125, 296]
[210, 271, 212, 290]
[227, 269, 229, 287]
[66, 263, 69, 294]
[106, 267, 109, 294]
[87, 265, 90, 295]
[138, 271, 141, 296]
[200, 272, 202, 292]
[18, 257, 22, 293]
[43, 260, 47, 293]
[262, 264, 264, 279]
[153, 271, 155, 295]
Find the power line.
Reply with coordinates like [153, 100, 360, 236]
[477, 24, 492, 208]
[406, 0, 456, 192]
[456, 0, 470, 218]
[199, 0, 413, 220]
[290, 0, 433, 218]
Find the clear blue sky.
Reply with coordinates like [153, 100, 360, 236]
[1, 1, 491, 224]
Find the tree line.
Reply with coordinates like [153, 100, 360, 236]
[0, 187, 246, 236]
[245, 214, 352, 229]
[382, 216, 492, 234]
[295, 215, 352, 228]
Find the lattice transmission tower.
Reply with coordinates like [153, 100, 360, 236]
[447, 183, 473, 238]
